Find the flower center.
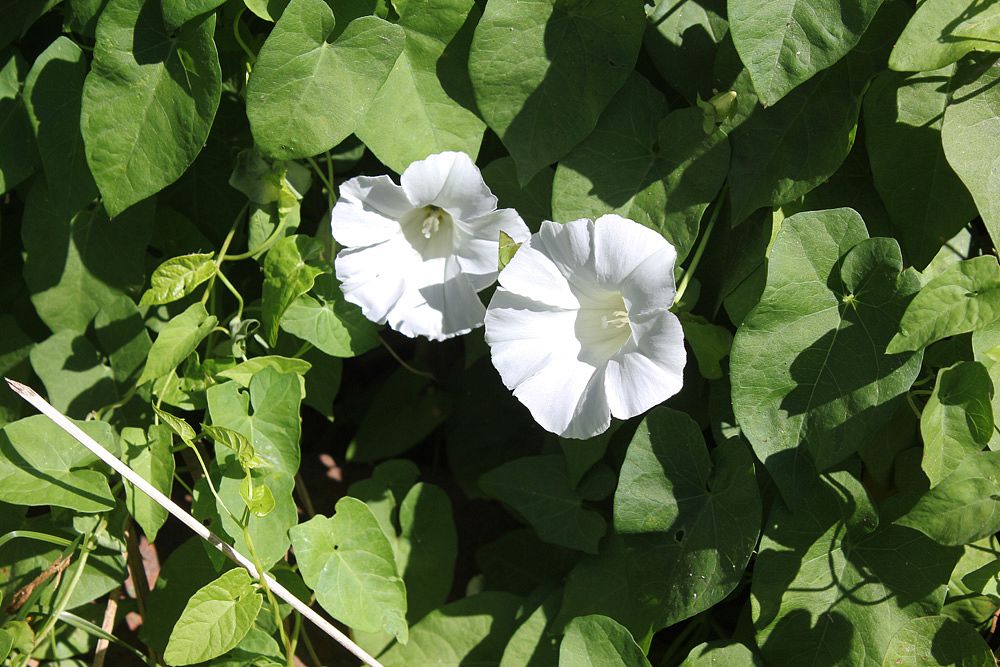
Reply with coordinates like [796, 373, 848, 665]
[601, 309, 630, 329]
[574, 291, 633, 365]
[420, 206, 449, 238]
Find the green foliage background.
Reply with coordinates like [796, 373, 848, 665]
[0, 0, 999, 664]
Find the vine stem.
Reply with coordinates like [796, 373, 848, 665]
[5, 378, 385, 667]
[674, 184, 727, 306]
[27, 539, 93, 662]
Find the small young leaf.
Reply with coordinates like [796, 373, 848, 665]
[163, 568, 262, 666]
[498, 231, 521, 271]
[239, 476, 276, 518]
[559, 615, 651, 667]
[920, 362, 994, 486]
[289, 497, 408, 642]
[140, 253, 217, 306]
[261, 235, 325, 347]
[139, 303, 218, 386]
[154, 405, 198, 444]
[201, 424, 261, 471]
[888, 257, 1000, 354]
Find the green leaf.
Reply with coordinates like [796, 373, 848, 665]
[889, 0, 1000, 72]
[480, 454, 607, 553]
[246, 0, 404, 160]
[497, 230, 521, 271]
[678, 313, 733, 380]
[888, 257, 1000, 354]
[897, 451, 1000, 545]
[140, 253, 217, 307]
[139, 302, 218, 386]
[203, 370, 301, 567]
[95, 296, 153, 388]
[154, 405, 198, 444]
[679, 642, 762, 666]
[469, 0, 646, 182]
[727, 3, 906, 222]
[81, 0, 221, 217]
[201, 424, 259, 471]
[163, 568, 262, 666]
[644, 0, 728, 105]
[552, 75, 729, 263]
[239, 476, 276, 518]
[347, 458, 420, 538]
[559, 615, 651, 667]
[730, 209, 923, 502]
[290, 497, 408, 642]
[23, 37, 97, 214]
[753, 472, 961, 666]
[863, 68, 977, 268]
[499, 589, 561, 667]
[348, 369, 452, 462]
[280, 273, 380, 357]
[261, 235, 325, 347]
[0, 415, 117, 512]
[217, 355, 311, 390]
[0, 628, 11, 662]
[356, 0, 486, 172]
[943, 64, 1000, 252]
[397, 482, 458, 622]
[161, 0, 226, 31]
[0, 49, 36, 195]
[29, 330, 117, 416]
[21, 180, 153, 333]
[554, 408, 759, 639]
[122, 424, 175, 542]
[380, 592, 522, 666]
[920, 362, 994, 486]
[728, 0, 882, 106]
[881, 615, 994, 667]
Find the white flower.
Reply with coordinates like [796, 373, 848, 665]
[331, 152, 530, 341]
[485, 215, 686, 439]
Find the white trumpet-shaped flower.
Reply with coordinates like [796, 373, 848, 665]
[331, 151, 529, 341]
[485, 215, 686, 439]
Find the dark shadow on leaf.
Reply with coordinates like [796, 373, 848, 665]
[437, 2, 484, 117]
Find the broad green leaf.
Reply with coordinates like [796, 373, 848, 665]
[552, 75, 729, 262]
[23, 37, 97, 214]
[95, 296, 152, 388]
[728, 0, 882, 106]
[280, 273, 380, 357]
[499, 589, 561, 667]
[943, 64, 1000, 252]
[380, 592, 522, 666]
[347, 459, 420, 536]
[139, 302, 218, 385]
[469, 0, 646, 182]
[29, 330, 117, 417]
[0, 49, 36, 194]
[644, 0, 728, 104]
[162, 0, 226, 30]
[897, 451, 1000, 545]
[753, 472, 961, 666]
[348, 369, 452, 462]
[204, 370, 301, 567]
[163, 568, 262, 666]
[889, 0, 1000, 72]
[0, 628, 10, 662]
[0, 2, 58, 51]
[246, 0, 404, 160]
[727, 3, 906, 222]
[65, 0, 105, 36]
[290, 497, 408, 642]
[140, 253, 217, 306]
[201, 627, 283, 667]
[122, 424, 175, 542]
[81, 0, 221, 217]
[480, 454, 607, 553]
[881, 615, 994, 666]
[481, 157, 553, 231]
[356, 0, 486, 172]
[0, 317, 32, 427]
[554, 409, 758, 639]
[731, 209, 923, 502]
[559, 615, 650, 667]
[261, 235, 324, 346]
[863, 68, 976, 268]
[888, 257, 1000, 354]
[680, 641, 762, 666]
[679, 313, 733, 380]
[21, 180, 152, 333]
[920, 362, 993, 486]
[0, 416, 117, 512]
[217, 355, 310, 391]
[397, 482, 458, 622]
[476, 529, 577, 595]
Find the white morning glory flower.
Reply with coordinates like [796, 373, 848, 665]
[485, 215, 686, 439]
[331, 151, 530, 341]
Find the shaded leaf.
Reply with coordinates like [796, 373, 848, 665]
[139, 302, 218, 385]
[280, 273, 380, 357]
[559, 615, 651, 667]
[920, 362, 994, 486]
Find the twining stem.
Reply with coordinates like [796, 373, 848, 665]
[379, 335, 435, 380]
[307, 156, 334, 202]
[232, 7, 256, 69]
[674, 185, 727, 307]
[0, 530, 72, 552]
[223, 210, 291, 262]
[24, 537, 93, 664]
[241, 517, 292, 667]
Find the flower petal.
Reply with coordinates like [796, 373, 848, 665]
[604, 310, 686, 419]
[401, 152, 497, 220]
[388, 256, 486, 341]
[455, 208, 531, 289]
[497, 242, 579, 310]
[532, 219, 597, 284]
[513, 358, 609, 439]
[335, 236, 420, 323]
[332, 176, 411, 247]
[485, 288, 577, 387]
[620, 245, 678, 316]
[592, 214, 676, 290]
